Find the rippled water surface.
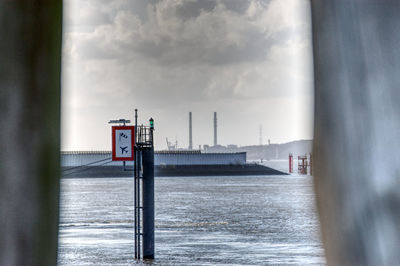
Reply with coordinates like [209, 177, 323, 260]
[58, 175, 325, 265]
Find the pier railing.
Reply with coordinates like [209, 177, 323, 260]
[136, 125, 153, 147]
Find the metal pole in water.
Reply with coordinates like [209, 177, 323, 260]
[142, 119, 155, 259]
[189, 112, 193, 150]
[123, 120, 127, 171]
[142, 147, 154, 259]
[137, 148, 141, 259]
[134, 109, 138, 259]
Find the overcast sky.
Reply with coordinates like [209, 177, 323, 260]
[61, 0, 313, 151]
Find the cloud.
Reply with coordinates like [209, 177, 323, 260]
[67, 0, 308, 65]
[62, 0, 313, 150]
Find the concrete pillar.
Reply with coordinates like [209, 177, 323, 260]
[142, 147, 155, 259]
[312, 1, 400, 265]
[0, 1, 62, 265]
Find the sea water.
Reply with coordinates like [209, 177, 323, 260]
[58, 175, 325, 265]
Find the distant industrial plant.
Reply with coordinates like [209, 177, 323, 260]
[164, 111, 312, 160]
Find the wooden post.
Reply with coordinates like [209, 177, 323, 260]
[0, 1, 62, 265]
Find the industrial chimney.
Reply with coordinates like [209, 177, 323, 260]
[213, 112, 217, 146]
[189, 112, 193, 150]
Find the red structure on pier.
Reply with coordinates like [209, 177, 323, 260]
[298, 155, 308, 175]
[289, 153, 293, 174]
[289, 153, 313, 175]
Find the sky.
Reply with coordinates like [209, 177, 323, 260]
[61, 0, 314, 151]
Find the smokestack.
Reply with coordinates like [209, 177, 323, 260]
[214, 112, 217, 146]
[189, 112, 193, 150]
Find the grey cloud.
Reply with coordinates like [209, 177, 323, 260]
[176, 0, 217, 20]
[112, 0, 152, 22]
[72, 0, 296, 67]
[72, 35, 116, 61]
[64, 0, 114, 32]
[219, 0, 253, 14]
[67, 0, 312, 104]
[62, 0, 314, 150]
[130, 32, 271, 67]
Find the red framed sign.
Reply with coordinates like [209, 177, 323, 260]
[112, 126, 135, 161]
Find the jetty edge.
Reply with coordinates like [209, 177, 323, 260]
[61, 150, 287, 178]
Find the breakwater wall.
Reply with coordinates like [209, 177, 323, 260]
[62, 164, 287, 178]
[61, 150, 246, 167]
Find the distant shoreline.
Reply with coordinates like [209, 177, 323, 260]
[62, 164, 287, 178]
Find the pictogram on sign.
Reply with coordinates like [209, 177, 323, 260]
[112, 126, 135, 161]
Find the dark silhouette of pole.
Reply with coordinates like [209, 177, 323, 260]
[213, 112, 217, 146]
[189, 112, 193, 150]
[142, 119, 155, 259]
[134, 109, 138, 259]
[0, 1, 62, 265]
[142, 147, 154, 259]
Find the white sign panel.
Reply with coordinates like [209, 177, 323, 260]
[112, 126, 134, 161]
[115, 129, 132, 157]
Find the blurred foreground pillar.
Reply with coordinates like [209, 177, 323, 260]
[0, 1, 62, 265]
[312, 1, 400, 265]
